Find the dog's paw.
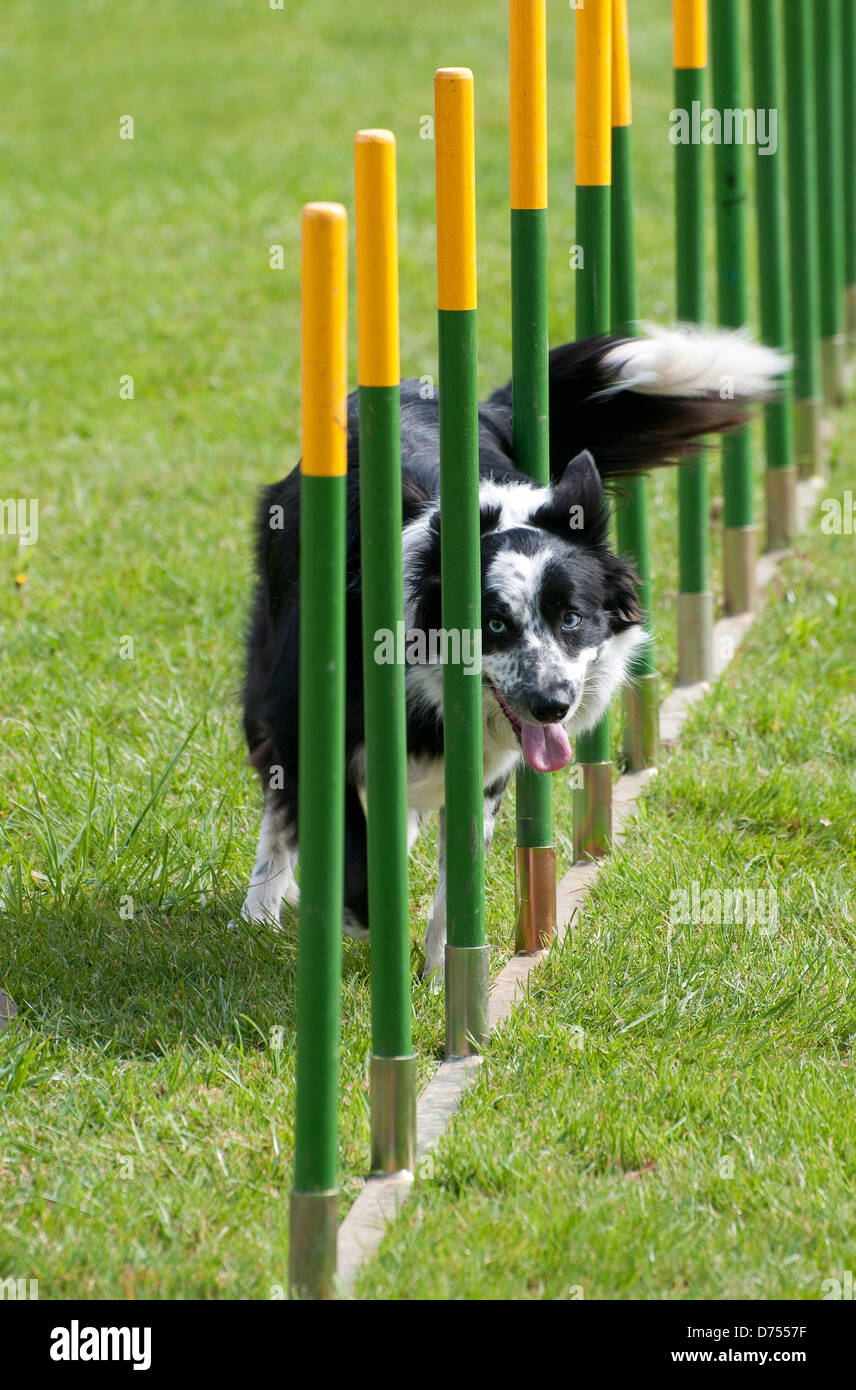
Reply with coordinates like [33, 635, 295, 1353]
[233, 900, 283, 931]
[342, 909, 370, 941]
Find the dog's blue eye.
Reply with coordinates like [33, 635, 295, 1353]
[561, 611, 582, 631]
[488, 617, 507, 635]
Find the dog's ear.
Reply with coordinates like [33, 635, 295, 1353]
[602, 551, 643, 632]
[408, 502, 498, 631]
[531, 449, 609, 545]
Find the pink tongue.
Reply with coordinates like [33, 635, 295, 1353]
[520, 722, 573, 774]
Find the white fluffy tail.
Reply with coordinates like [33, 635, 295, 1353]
[601, 324, 790, 400]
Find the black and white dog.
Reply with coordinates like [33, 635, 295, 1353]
[239, 327, 784, 979]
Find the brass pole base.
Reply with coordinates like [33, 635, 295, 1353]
[723, 525, 757, 616]
[445, 944, 489, 1059]
[622, 670, 660, 770]
[289, 1189, 339, 1300]
[572, 761, 613, 862]
[765, 466, 797, 552]
[793, 398, 825, 480]
[677, 591, 713, 685]
[821, 334, 846, 408]
[370, 1054, 417, 1175]
[514, 845, 557, 953]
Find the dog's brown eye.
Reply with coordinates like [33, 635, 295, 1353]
[561, 611, 581, 631]
[487, 617, 507, 635]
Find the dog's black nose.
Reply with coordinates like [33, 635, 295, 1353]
[528, 691, 571, 723]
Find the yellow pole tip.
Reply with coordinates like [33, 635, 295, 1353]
[355, 128, 396, 146]
[435, 66, 474, 84]
[302, 201, 347, 225]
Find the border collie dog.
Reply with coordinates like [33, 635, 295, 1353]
[240, 328, 785, 979]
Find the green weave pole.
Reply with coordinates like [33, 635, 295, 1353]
[294, 470, 346, 1200]
[437, 306, 484, 952]
[841, 0, 856, 355]
[749, 0, 796, 550]
[815, 0, 846, 405]
[711, 0, 756, 615]
[355, 130, 416, 1176]
[289, 202, 348, 1301]
[573, 0, 613, 861]
[783, 0, 824, 477]
[511, 212, 552, 852]
[509, 3, 555, 958]
[611, 102, 658, 770]
[435, 68, 487, 1058]
[510, 207, 558, 947]
[674, 10, 714, 683]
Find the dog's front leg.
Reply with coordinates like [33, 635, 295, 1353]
[423, 809, 447, 988]
[482, 773, 510, 857]
[240, 792, 298, 926]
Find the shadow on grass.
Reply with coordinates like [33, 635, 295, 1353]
[3, 894, 374, 1056]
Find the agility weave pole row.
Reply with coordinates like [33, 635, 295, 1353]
[288, 0, 855, 1297]
[335, 471, 825, 1298]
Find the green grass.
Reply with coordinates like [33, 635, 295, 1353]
[1, 0, 853, 1298]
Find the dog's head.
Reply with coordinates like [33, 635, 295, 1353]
[404, 451, 646, 772]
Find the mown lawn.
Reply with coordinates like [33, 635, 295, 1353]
[1, 0, 851, 1298]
